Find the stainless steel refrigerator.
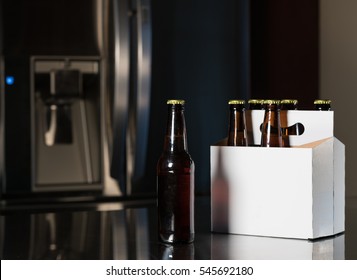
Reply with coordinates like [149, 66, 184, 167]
[0, 0, 152, 200]
[0, 0, 251, 202]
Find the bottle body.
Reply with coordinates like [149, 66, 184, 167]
[227, 100, 248, 146]
[261, 100, 282, 147]
[157, 100, 194, 244]
[157, 152, 194, 243]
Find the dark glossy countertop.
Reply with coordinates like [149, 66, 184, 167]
[1, 195, 356, 260]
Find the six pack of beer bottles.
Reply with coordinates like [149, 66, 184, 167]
[227, 99, 332, 148]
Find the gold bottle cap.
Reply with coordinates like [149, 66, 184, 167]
[228, 100, 245, 105]
[167, 99, 185, 105]
[314, 99, 331, 105]
[248, 99, 264, 104]
[263, 99, 281, 105]
[281, 99, 298, 105]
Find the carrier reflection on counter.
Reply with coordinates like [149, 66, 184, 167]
[0, 201, 346, 260]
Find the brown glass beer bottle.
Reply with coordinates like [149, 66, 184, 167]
[227, 100, 248, 146]
[157, 100, 194, 244]
[261, 100, 282, 147]
[280, 99, 298, 147]
[314, 99, 331, 111]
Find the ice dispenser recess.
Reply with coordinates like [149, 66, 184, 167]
[32, 57, 101, 191]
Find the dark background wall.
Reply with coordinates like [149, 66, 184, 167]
[143, 0, 251, 194]
[250, 0, 319, 109]
[142, 0, 319, 194]
[0, 0, 320, 196]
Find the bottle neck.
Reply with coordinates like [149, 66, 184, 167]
[315, 104, 331, 111]
[261, 104, 282, 147]
[163, 104, 188, 152]
[281, 104, 297, 110]
[227, 104, 247, 146]
[263, 104, 281, 126]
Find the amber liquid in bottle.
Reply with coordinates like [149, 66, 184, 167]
[261, 100, 283, 147]
[157, 100, 194, 244]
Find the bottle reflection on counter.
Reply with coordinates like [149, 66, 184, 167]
[158, 243, 195, 260]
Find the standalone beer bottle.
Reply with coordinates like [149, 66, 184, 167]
[314, 99, 331, 111]
[157, 100, 194, 244]
[227, 100, 248, 146]
[261, 100, 282, 147]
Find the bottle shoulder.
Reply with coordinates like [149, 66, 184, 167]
[157, 151, 194, 171]
[158, 151, 193, 162]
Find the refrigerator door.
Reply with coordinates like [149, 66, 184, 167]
[1, 0, 103, 195]
[106, 0, 131, 195]
[107, 0, 151, 195]
[127, 0, 152, 187]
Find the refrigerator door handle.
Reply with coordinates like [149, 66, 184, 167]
[130, 0, 152, 182]
[109, 0, 130, 193]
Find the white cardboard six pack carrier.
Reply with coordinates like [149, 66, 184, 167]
[210, 110, 345, 239]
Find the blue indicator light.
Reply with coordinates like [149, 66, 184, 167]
[5, 76, 15, 85]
